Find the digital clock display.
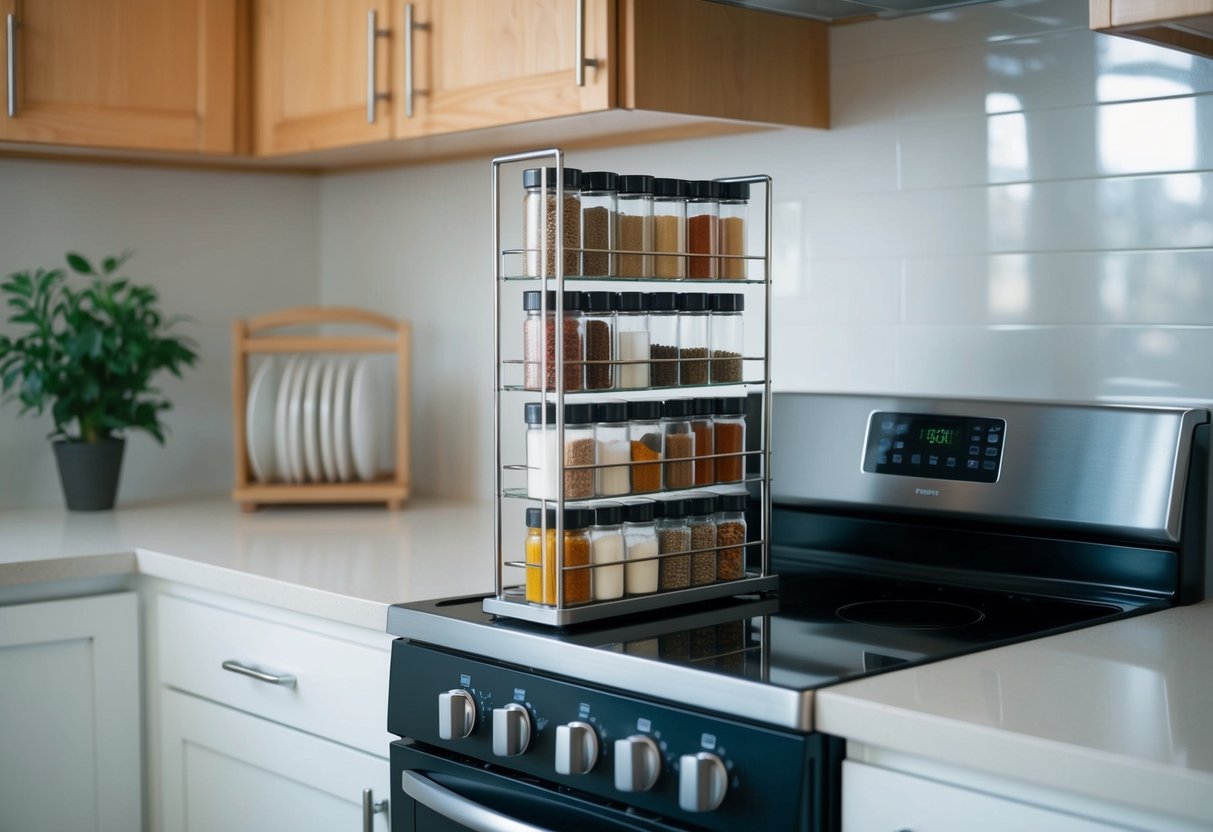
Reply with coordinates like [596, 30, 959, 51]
[863, 411, 1006, 483]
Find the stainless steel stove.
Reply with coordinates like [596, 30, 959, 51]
[386, 394, 1210, 832]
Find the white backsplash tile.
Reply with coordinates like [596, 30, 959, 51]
[771, 324, 898, 392]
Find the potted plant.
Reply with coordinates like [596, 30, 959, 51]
[0, 252, 198, 511]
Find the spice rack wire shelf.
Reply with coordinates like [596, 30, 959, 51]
[231, 306, 411, 512]
[486, 147, 778, 627]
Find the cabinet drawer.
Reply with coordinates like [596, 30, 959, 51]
[157, 594, 391, 756]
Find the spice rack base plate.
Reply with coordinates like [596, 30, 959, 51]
[482, 573, 779, 627]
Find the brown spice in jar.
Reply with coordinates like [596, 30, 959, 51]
[719, 216, 746, 279]
[664, 433, 694, 489]
[619, 214, 648, 277]
[715, 422, 745, 483]
[564, 437, 595, 499]
[653, 214, 684, 278]
[523, 315, 582, 391]
[692, 422, 714, 485]
[657, 528, 690, 589]
[689, 523, 717, 585]
[679, 346, 709, 385]
[651, 344, 678, 387]
[710, 349, 743, 383]
[558, 533, 592, 605]
[687, 214, 716, 279]
[584, 319, 613, 390]
[716, 521, 746, 580]
[631, 437, 662, 493]
[582, 205, 612, 276]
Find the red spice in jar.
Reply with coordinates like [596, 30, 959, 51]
[688, 214, 716, 279]
[523, 314, 583, 391]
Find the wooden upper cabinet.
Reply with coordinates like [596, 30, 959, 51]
[0, 0, 242, 153]
[1090, 0, 1213, 59]
[254, 0, 393, 155]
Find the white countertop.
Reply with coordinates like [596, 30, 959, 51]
[0, 496, 495, 630]
[817, 601, 1213, 827]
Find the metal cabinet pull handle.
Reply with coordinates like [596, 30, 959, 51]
[362, 788, 388, 832]
[6, 13, 17, 117]
[404, 3, 429, 118]
[401, 770, 555, 832]
[366, 8, 391, 124]
[221, 659, 297, 688]
[575, 0, 597, 87]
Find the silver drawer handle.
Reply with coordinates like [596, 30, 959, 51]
[400, 770, 555, 832]
[575, 0, 599, 87]
[221, 659, 297, 688]
[6, 13, 17, 117]
[362, 788, 388, 832]
[366, 9, 391, 124]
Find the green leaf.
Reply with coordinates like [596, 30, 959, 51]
[66, 253, 93, 274]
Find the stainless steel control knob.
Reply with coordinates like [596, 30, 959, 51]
[555, 721, 599, 775]
[437, 689, 476, 740]
[614, 735, 662, 792]
[678, 752, 728, 813]
[492, 703, 533, 757]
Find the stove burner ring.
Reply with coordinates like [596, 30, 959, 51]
[836, 600, 985, 630]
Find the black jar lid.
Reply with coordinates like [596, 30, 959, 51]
[645, 291, 679, 313]
[618, 174, 655, 195]
[686, 493, 718, 516]
[524, 401, 557, 425]
[628, 399, 663, 421]
[523, 167, 582, 189]
[592, 501, 623, 526]
[691, 397, 715, 417]
[663, 398, 693, 419]
[524, 289, 583, 312]
[582, 171, 618, 192]
[718, 181, 750, 201]
[687, 180, 721, 200]
[621, 499, 656, 523]
[526, 506, 592, 530]
[565, 402, 594, 425]
[715, 491, 748, 512]
[582, 291, 618, 313]
[678, 292, 709, 312]
[710, 292, 744, 312]
[715, 396, 747, 416]
[657, 497, 690, 519]
[618, 291, 645, 312]
[595, 400, 628, 423]
[653, 178, 687, 198]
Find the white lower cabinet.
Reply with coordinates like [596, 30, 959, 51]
[160, 688, 390, 832]
[842, 761, 1129, 832]
[0, 592, 142, 832]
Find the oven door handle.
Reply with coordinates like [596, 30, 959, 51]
[400, 770, 558, 832]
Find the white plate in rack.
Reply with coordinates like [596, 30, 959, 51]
[273, 355, 302, 483]
[317, 358, 338, 482]
[301, 357, 325, 482]
[245, 357, 280, 483]
[286, 355, 310, 484]
[349, 356, 382, 481]
[332, 358, 355, 482]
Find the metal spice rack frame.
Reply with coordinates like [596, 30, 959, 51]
[485, 147, 778, 627]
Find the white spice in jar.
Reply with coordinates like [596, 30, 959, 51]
[591, 527, 626, 601]
[597, 437, 631, 496]
[617, 330, 651, 389]
[625, 534, 658, 595]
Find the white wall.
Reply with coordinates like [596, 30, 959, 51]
[0, 161, 319, 509]
[318, 0, 1213, 499]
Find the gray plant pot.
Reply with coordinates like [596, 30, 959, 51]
[53, 438, 126, 511]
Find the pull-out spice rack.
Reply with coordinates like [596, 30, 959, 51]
[485, 148, 777, 627]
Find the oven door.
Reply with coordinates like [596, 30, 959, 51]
[391, 741, 689, 832]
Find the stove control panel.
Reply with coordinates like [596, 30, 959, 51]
[864, 411, 1006, 483]
[390, 640, 812, 832]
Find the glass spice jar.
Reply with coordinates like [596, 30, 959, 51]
[677, 292, 710, 386]
[714, 490, 748, 581]
[594, 400, 630, 497]
[628, 400, 663, 494]
[522, 289, 584, 392]
[590, 501, 625, 601]
[563, 401, 596, 500]
[621, 499, 659, 596]
[714, 396, 747, 483]
[581, 171, 618, 277]
[524, 400, 558, 500]
[690, 397, 715, 486]
[717, 181, 749, 279]
[709, 292, 744, 384]
[616, 291, 650, 390]
[685, 492, 718, 586]
[662, 398, 695, 491]
[582, 290, 617, 391]
[525, 506, 593, 606]
[646, 291, 679, 388]
[652, 178, 687, 279]
[523, 166, 582, 278]
[686, 180, 720, 279]
[656, 497, 691, 591]
[617, 174, 654, 278]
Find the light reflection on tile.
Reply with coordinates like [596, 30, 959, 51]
[771, 324, 897, 392]
[774, 258, 903, 323]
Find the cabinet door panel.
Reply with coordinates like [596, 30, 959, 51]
[395, 0, 613, 139]
[255, 0, 393, 154]
[0, 0, 239, 152]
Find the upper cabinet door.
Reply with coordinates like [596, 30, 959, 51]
[0, 0, 241, 153]
[254, 0, 393, 155]
[394, 0, 614, 140]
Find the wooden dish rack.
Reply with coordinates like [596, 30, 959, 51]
[231, 306, 411, 511]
